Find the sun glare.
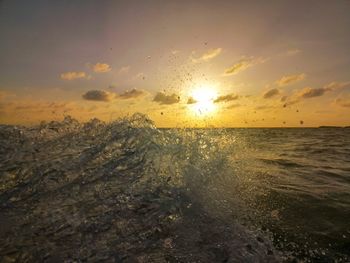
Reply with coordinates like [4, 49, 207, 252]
[189, 86, 218, 116]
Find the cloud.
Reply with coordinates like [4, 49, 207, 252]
[92, 63, 111, 73]
[335, 98, 350, 108]
[223, 56, 267, 76]
[214, 93, 239, 103]
[255, 105, 274, 110]
[191, 48, 222, 63]
[324, 81, 350, 90]
[119, 89, 145, 99]
[293, 81, 349, 101]
[187, 97, 197, 104]
[276, 73, 306, 87]
[153, 92, 180, 105]
[82, 88, 146, 102]
[82, 90, 116, 102]
[118, 66, 130, 74]
[1, 100, 77, 114]
[0, 91, 9, 100]
[60, 71, 89, 80]
[285, 49, 301, 56]
[281, 96, 288, 102]
[227, 103, 241, 109]
[298, 87, 330, 99]
[0, 99, 117, 125]
[135, 72, 146, 80]
[263, 88, 280, 99]
[282, 99, 299, 108]
[108, 84, 118, 90]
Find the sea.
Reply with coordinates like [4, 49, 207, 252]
[0, 113, 349, 262]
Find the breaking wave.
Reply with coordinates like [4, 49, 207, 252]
[0, 114, 279, 262]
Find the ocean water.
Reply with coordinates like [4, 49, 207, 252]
[0, 114, 349, 262]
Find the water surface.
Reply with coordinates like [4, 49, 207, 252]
[0, 115, 349, 262]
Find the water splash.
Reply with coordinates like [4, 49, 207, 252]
[0, 114, 279, 262]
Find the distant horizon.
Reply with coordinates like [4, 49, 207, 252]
[1, 114, 349, 129]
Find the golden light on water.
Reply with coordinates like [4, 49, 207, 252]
[189, 86, 218, 116]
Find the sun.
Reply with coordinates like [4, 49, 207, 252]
[189, 86, 218, 116]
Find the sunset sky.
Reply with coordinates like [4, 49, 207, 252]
[1, 0, 350, 127]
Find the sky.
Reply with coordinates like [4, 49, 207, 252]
[0, 0, 350, 127]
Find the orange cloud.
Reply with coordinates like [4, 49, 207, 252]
[191, 48, 222, 63]
[324, 81, 350, 90]
[60, 71, 89, 80]
[92, 63, 111, 73]
[276, 73, 306, 87]
[187, 97, 197, 104]
[0, 100, 79, 123]
[223, 57, 267, 76]
[118, 66, 130, 74]
[0, 91, 9, 100]
[285, 49, 301, 56]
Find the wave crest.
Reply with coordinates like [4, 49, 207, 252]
[0, 114, 280, 262]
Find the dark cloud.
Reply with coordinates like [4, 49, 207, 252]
[281, 96, 288, 102]
[335, 98, 350, 108]
[214, 94, 239, 103]
[297, 82, 349, 99]
[82, 90, 116, 102]
[153, 92, 180, 105]
[263, 88, 280, 99]
[281, 81, 348, 106]
[255, 105, 274, 110]
[298, 87, 328, 98]
[108, 84, 117, 89]
[282, 99, 299, 108]
[119, 89, 145, 99]
[82, 88, 145, 102]
[187, 97, 197, 104]
[227, 103, 241, 109]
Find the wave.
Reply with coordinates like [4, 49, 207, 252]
[0, 114, 280, 262]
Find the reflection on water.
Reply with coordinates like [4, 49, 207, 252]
[0, 114, 349, 262]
